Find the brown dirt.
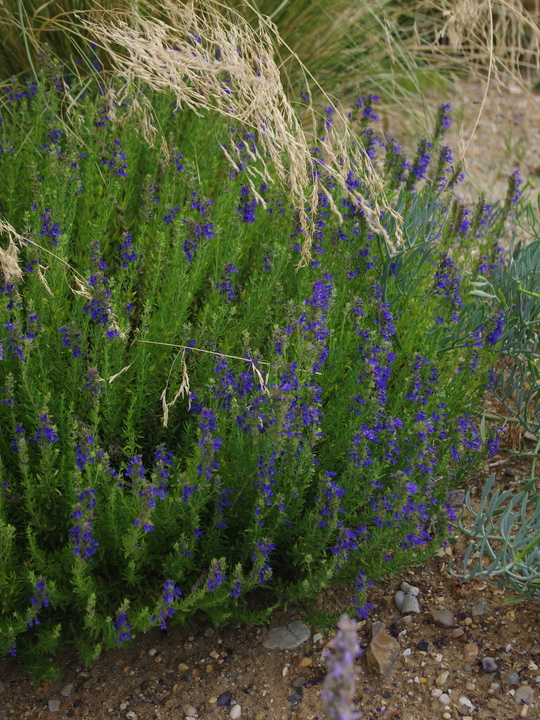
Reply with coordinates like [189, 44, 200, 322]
[2, 77, 540, 720]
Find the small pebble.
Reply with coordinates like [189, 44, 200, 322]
[287, 676, 303, 690]
[120, 703, 128, 711]
[481, 657, 499, 673]
[148, 648, 157, 657]
[183, 704, 197, 717]
[436, 671, 449, 686]
[462, 643, 479, 664]
[217, 691, 232, 707]
[529, 660, 539, 671]
[208, 697, 217, 705]
[48, 699, 60, 713]
[312, 633, 323, 644]
[442, 714, 451, 720]
[471, 599, 487, 617]
[458, 696, 474, 710]
[60, 683, 75, 697]
[514, 685, 534, 705]
[417, 641, 429, 652]
[209, 650, 220, 660]
[230, 704, 241, 719]
[430, 610, 456, 629]
[204, 628, 215, 638]
[401, 582, 420, 597]
[451, 628, 465, 639]
[438, 693, 451, 705]
[432, 688, 442, 698]
[506, 672, 520, 685]
[462, 663, 472, 672]
[394, 591, 405, 612]
[402, 593, 421, 614]
[282, 666, 289, 677]
[403, 648, 411, 657]
[287, 688, 304, 706]
[466, 682, 476, 691]
[504, 468, 515, 478]
[126, 712, 138, 720]
[464, 617, 473, 626]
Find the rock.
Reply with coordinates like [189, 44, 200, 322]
[401, 582, 420, 597]
[287, 688, 304, 706]
[436, 671, 449, 686]
[417, 641, 429, 652]
[312, 633, 323, 644]
[366, 621, 400, 677]
[506, 672, 520, 685]
[147, 648, 157, 657]
[263, 620, 311, 650]
[481, 657, 499, 673]
[230, 704, 241, 719]
[217, 691, 232, 707]
[514, 686, 534, 705]
[60, 683, 75, 698]
[472, 599, 487, 617]
[438, 693, 451, 705]
[451, 628, 465, 639]
[462, 663, 472, 672]
[463, 643, 479, 664]
[183, 705, 197, 717]
[394, 590, 405, 612]
[430, 610, 456, 629]
[504, 468, 515, 478]
[48, 699, 60, 713]
[402, 594, 421, 614]
[447, 490, 465, 508]
[291, 676, 305, 688]
[458, 696, 474, 711]
[204, 628, 215, 638]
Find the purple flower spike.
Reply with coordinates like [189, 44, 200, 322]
[321, 614, 361, 720]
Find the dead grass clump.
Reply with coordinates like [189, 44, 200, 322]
[79, 0, 403, 262]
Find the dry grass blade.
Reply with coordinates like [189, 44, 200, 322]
[161, 351, 191, 427]
[80, 0, 403, 260]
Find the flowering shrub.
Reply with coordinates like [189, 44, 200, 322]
[0, 69, 511, 681]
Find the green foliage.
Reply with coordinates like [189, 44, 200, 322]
[0, 67, 510, 679]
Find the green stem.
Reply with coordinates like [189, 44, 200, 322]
[517, 281, 540, 301]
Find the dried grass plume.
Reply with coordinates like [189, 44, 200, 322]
[80, 0, 403, 259]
